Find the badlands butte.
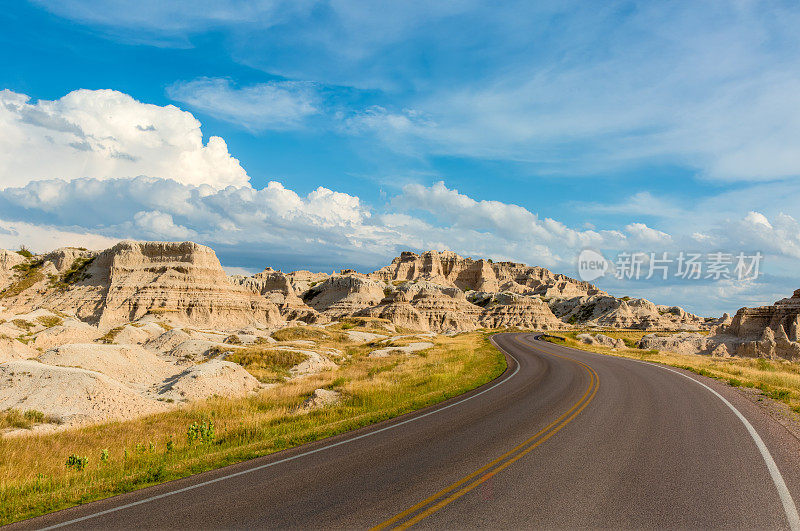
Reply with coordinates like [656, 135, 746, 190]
[0, 240, 797, 431]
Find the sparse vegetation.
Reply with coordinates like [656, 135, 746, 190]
[16, 246, 33, 259]
[98, 326, 125, 344]
[0, 332, 505, 524]
[36, 315, 63, 328]
[1, 259, 45, 298]
[65, 455, 88, 471]
[223, 334, 242, 345]
[226, 346, 309, 382]
[0, 409, 61, 430]
[272, 326, 332, 342]
[50, 256, 95, 291]
[11, 319, 35, 331]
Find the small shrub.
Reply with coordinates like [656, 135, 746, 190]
[100, 449, 109, 462]
[166, 439, 174, 453]
[23, 410, 44, 423]
[187, 420, 215, 445]
[224, 334, 242, 345]
[36, 315, 63, 328]
[65, 455, 89, 471]
[16, 246, 33, 258]
[99, 326, 125, 344]
[11, 319, 34, 331]
[2, 260, 45, 298]
[60, 256, 95, 285]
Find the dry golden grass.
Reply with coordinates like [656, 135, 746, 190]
[545, 331, 800, 411]
[226, 347, 310, 383]
[0, 410, 61, 431]
[0, 332, 505, 524]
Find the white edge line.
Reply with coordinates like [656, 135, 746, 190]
[541, 337, 800, 531]
[39, 336, 521, 530]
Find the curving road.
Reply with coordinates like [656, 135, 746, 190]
[16, 333, 800, 529]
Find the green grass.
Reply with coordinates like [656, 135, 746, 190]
[0, 332, 505, 525]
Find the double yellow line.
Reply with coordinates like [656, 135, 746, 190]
[371, 336, 600, 530]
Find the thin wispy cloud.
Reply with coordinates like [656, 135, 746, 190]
[167, 77, 320, 131]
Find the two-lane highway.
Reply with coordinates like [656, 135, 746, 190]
[17, 333, 800, 529]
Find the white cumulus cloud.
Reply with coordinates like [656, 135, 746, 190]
[0, 88, 249, 189]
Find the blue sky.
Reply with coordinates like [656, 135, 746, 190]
[1, 0, 800, 315]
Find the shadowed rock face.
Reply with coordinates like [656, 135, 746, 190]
[302, 275, 386, 318]
[230, 268, 326, 324]
[729, 289, 800, 341]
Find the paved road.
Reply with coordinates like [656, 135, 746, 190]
[17, 333, 800, 529]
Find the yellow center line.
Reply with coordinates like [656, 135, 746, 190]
[371, 335, 600, 530]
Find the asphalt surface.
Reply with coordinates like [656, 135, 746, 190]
[16, 333, 800, 529]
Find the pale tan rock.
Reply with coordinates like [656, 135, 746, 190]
[285, 270, 330, 294]
[344, 330, 386, 342]
[43, 247, 94, 273]
[371, 250, 605, 297]
[552, 295, 703, 330]
[156, 359, 260, 402]
[637, 332, 709, 355]
[0, 249, 25, 292]
[301, 388, 341, 410]
[32, 319, 101, 350]
[0, 360, 169, 425]
[0, 337, 38, 362]
[577, 333, 626, 349]
[145, 328, 192, 353]
[110, 322, 165, 345]
[39, 343, 176, 387]
[473, 292, 564, 330]
[288, 349, 338, 377]
[166, 339, 237, 364]
[360, 281, 481, 333]
[369, 342, 434, 358]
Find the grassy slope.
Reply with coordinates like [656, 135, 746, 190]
[0, 331, 506, 525]
[544, 330, 800, 412]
